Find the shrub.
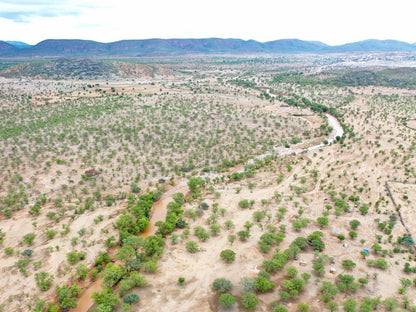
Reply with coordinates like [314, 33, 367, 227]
[22, 232, 36, 245]
[123, 293, 139, 304]
[4, 247, 14, 256]
[66, 251, 86, 264]
[220, 249, 236, 262]
[35, 271, 54, 291]
[342, 259, 356, 270]
[239, 277, 255, 292]
[375, 258, 388, 269]
[253, 277, 275, 292]
[185, 241, 199, 253]
[350, 219, 360, 230]
[45, 229, 57, 240]
[219, 293, 236, 308]
[56, 284, 81, 310]
[238, 199, 250, 208]
[237, 230, 250, 241]
[22, 249, 33, 257]
[76, 263, 88, 279]
[212, 278, 233, 293]
[298, 302, 310, 312]
[241, 292, 259, 310]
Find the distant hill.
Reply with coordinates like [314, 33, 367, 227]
[330, 39, 416, 52]
[0, 41, 17, 54]
[5, 41, 32, 48]
[0, 38, 416, 58]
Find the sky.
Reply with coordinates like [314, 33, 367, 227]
[0, 0, 415, 46]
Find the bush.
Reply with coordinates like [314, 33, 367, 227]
[76, 263, 88, 279]
[22, 232, 36, 245]
[4, 247, 13, 256]
[66, 251, 86, 264]
[212, 278, 233, 293]
[185, 241, 199, 253]
[342, 259, 356, 270]
[92, 288, 120, 311]
[219, 293, 236, 308]
[241, 292, 259, 310]
[375, 258, 388, 269]
[123, 293, 139, 304]
[237, 230, 250, 241]
[35, 271, 54, 291]
[298, 302, 310, 312]
[253, 277, 275, 292]
[56, 284, 81, 310]
[22, 249, 33, 257]
[220, 249, 236, 262]
[238, 199, 250, 208]
[239, 277, 255, 292]
[350, 219, 360, 230]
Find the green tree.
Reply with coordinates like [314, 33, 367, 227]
[238, 199, 249, 208]
[241, 292, 259, 310]
[342, 259, 356, 270]
[286, 265, 298, 278]
[382, 297, 399, 311]
[185, 240, 199, 253]
[35, 271, 54, 291]
[220, 249, 236, 263]
[359, 303, 373, 312]
[101, 263, 125, 287]
[320, 280, 338, 303]
[348, 231, 357, 239]
[56, 284, 81, 311]
[298, 302, 310, 312]
[343, 298, 358, 312]
[76, 263, 88, 280]
[253, 211, 266, 222]
[375, 258, 388, 269]
[188, 177, 205, 193]
[212, 278, 233, 293]
[219, 293, 236, 308]
[237, 230, 250, 241]
[273, 306, 288, 312]
[123, 293, 139, 304]
[359, 204, 369, 215]
[92, 288, 120, 311]
[22, 232, 36, 245]
[350, 219, 360, 230]
[317, 217, 329, 228]
[253, 277, 275, 293]
[327, 301, 339, 312]
[371, 243, 382, 255]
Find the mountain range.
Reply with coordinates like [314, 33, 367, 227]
[1, 38, 416, 57]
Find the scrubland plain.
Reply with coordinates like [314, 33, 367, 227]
[0, 54, 416, 312]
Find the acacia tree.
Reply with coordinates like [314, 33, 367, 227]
[212, 278, 233, 293]
[219, 293, 236, 308]
[220, 249, 236, 262]
[241, 292, 259, 310]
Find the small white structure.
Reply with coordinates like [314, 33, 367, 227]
[299, 260, 307, 266]
[331, 230, 340, 236]
[330, 267, 337, 274]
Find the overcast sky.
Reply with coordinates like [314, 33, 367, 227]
[0, 0, 415, 45]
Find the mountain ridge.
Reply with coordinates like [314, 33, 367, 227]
[0, 38, 415, 57]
